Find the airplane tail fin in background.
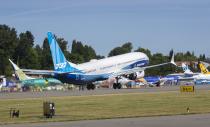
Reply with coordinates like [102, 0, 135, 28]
[182, 63, 193, 74]
[170, 52, 176, 66]
[198, 62, 210, 74]
[9, 59, 32, 81]
[47, 32, 81, 73]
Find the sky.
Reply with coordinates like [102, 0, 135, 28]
[0, 0, 210, 57]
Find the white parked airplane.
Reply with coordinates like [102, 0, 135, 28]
[177, 63, 210, 81]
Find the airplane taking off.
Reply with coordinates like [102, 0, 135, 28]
[46, 32, 176, 90]
[9, 59, 62, 88]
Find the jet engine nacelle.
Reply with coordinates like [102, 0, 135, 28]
[128, 71, 145, 80]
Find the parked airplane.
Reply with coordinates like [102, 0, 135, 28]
[9, 59, 62, 88]
[195, 79, 210, 85]
[198, 62, 210, 74]
[168, 63, 198, 77]
[45, 32, 176, 90]
[147, 63, 194, 85]
[144, 76, 162, 85]
[194, 62, 210, 80]
[0, 76, 17, 88]
[145, 62, 210, 85]
[0, 76, 6, 89]
[146, 63, 198, 85]
[177, 62, 210, 81]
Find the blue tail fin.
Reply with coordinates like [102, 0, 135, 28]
[47, 32, 81, 73]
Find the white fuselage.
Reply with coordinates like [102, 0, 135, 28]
[75, 52, 149, 75]
[194, 74, 210, 80]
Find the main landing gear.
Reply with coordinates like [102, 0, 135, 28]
[86, 83, 96, 90]
[113, 77, 122, 89]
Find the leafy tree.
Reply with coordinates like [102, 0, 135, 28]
[83, 45, 97, 61]
[206, 58, 210, 63]
[108, 42, 132, 57]
[71, 40, 85, 55]
[122, 42, 133, 53]
[208, 66, 210, 71]
[0, 25, 18, 75]
[27, 48, 40, 69]
[56, 37, 68, 55]
[14, 31, 40, 69]
[184, 51, 197, 61]
[135, 47, 152, 59]
[146, 53, 165, 76]
[143, 51, 176, 76]
[34, 45, 42, 69]
[67, 53, 84, 64]
[41, 38, 53, 69]
[175, 51, 197, 62]
[199, 54, 206, 61]
[70, 40, 98, 63]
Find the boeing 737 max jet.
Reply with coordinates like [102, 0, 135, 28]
[23, 32, 176, 90]
[45, 32, 176, 89]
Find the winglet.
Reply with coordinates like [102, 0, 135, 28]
[9, 59, 32, 81]
[9, 59, 20, 71]
[170, 52, 176, 66]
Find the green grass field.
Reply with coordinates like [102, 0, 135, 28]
[1, 90, 210, 125]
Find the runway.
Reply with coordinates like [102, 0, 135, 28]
[2, 113, 210, 127]
[1, 85, 210, 99]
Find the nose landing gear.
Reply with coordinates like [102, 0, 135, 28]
[113, 77, 122, 89]
[86, 83, 96, 90]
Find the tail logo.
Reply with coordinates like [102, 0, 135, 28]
[55, 62, 67, 70]
[182, 63, 188, 71]
[183, 66, 188, 71]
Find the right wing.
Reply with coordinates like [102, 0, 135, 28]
[110, 53, 176, 78]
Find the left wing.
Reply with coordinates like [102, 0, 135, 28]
[22, 69, 56, 75]
[110, 53, 176, 78]
[22, 69, 84, 75]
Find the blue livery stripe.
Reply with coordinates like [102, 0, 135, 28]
[122, 60, 149, 69]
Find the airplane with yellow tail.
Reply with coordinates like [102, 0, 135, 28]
[198, 62, 210, 74]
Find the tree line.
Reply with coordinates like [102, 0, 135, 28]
[0, 24, 209, 76]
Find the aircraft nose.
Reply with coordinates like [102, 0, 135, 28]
[142, 53, 149, 65]
[142, 53, 149, 61]
[145, 55, 149, 60]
